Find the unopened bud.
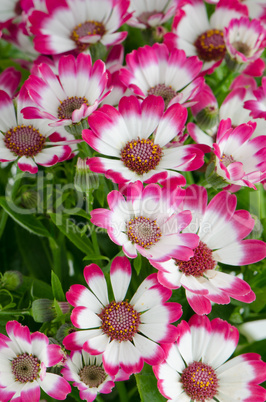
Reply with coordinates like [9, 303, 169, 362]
[65, 118, 89, 137]
[196, 106, 219, 131]
[1, 271, 23, 290]
[74, 157, 99, 193]
[32, 299, 70, 323]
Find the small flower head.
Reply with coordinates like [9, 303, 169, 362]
[0, 321, 71, 401]
[63, 256, 182, 376]
[153, 315, 266, 402]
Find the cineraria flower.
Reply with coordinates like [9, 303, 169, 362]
[205, 0, 266, 20]
[127, 0, 179, 29]
[0, 320, 71, 402]
[0, 88, 74, 174]
[0, 67, 21, 97]
[84, 95, 206, 185]
[22, 53, 108, 128]
[244, 76, 266, 120]
[119, 43, 204, 107]
[151, 184, 266, 314]
[61, 350, 126, 401]
[224, 17, 266, 74]
[164, 0, 248, 74]
[213, 119, 266, 188]
[29, 0, 131, 55]
[91, 179, 199, 261]
[63, 256, 183, 376]
[153, 315, 266, 402]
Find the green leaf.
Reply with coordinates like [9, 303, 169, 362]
[0, 196, 51, 237]
[49, 213, 94, 256]
[135, 364, 166, 402]
[30, 278, 53, 300]
[133, 253, 142, 275]
[83, 255, 110, 263]
[51, 271, 65, 301]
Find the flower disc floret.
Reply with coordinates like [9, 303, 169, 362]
[71, 21, 106, 52]
[79, 364, 107, 388]
[11, 353, 41, 383]
[147, 84, 176, 108]
[127, 216, 162, 248]
[58, 96, 89, 120]
[121, 138, 163, 175]
[99, 300, 140, 342]
[4, 125, 46, 157]
[194, 29, 225, 62]
[181, 361, 218, 401]
[175, 241, 216, 276]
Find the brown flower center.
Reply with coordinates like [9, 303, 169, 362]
[79, 364, 107, 388]
[181, 361, 219, 401]
[194, 29, 225, 62]
[58, 96, 89, 119]
[11, 353, 41, 383]
[147, 84, 176, 108]
[175, 241, 216, 276]
[4, 125, 46, 157]
[71, 20, 106, 52]
[121, 138, 163, 175]
[99, 300, 141, 342]
[127, 216, 162, 248]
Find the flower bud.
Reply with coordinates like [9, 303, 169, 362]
[74, 157, 99, 193]
[0, 271, 23, 290]
[32, 299, 70, 323]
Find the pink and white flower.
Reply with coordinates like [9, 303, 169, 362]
[164, 0, 248, 74]
[0, 320, 71, 402]
[90, 179, 200, 262]
[224, 17, 266, 73]
[84, 95, 206, 185]
[213, 119, 266, 188]
[153, 315, 266, 402]
[63, 256, 183, 376]
[0, 0, 23, 25]
[205, 0, 266, 20]
[22, 53, 108, 127]
[0, 67, 21, 97]
[119, 43, 204, 107]
[0, 88, 75, 174]
[244, 76, 266, 120]
[61, 350, 124, 401]
[29, 0, 131, 55]
[127, 0, 179, 29]
[151, 184, 266, 315]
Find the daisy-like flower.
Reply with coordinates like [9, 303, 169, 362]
[151, 184, 266, 315]
[22, 53, 108, 128]
[63, 256, 183, 376]
[127, 0, 179, 29]
[213, 119, 266, 188]
[84, 95, 206, 185]
[61, 350, 126, 401]
[119, 43, 204, 107]
[164, 0, 248, 74]
[90, 179, 199, 261]
[0, 320, 71, 402]
[0, 87, 74, 174]
[0, 67, 21, 97]
[153, 315, 266, 402]
[29, 0, 131, 55]
[224, 17, 266, 73]
[244, 76, 266, 120]
[205, 0, 266, 20]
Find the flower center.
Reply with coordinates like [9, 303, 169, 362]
[127, 216, 162, 248]
[71, 20, 106, 52]
[121, 138, 163, 175]
[220, 153, 235, 167]
[4, 125, 46, 157]
[99, 300, 141, 342]
[11, 353, 40, 383]
[58, 96, 89, 120]
[194, 29, 225, 62]
[231, 41, 251, 57]
[181, 361, 219, 401]
[175, 241, 216, 276]
[147, 84, 176, 108]
[79, 364, 107, 388]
